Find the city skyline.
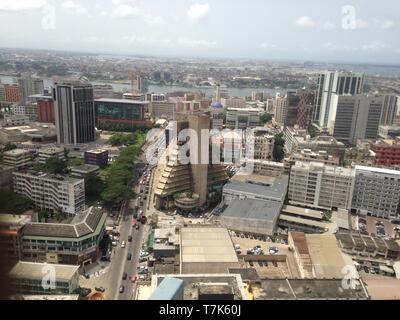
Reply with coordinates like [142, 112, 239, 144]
[0, 0, 399, 64]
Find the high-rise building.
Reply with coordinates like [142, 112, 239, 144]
[297, 91, 315, 130]
[352, 166, 400, 219]
[288, 161, 355, 210]
[154, 112, 228, 210]
[274, 95, 287, 126]
[314, 71, 364, 127]
[285, 91, 300, 127]
[53, 82, 95, 145]
[0, 83, 5, 101]
[13, 170, 85, 215]
[37, 97, 55, 123]
[4, 84, 21, 103]
[252, 127, 275, 160]
[330, 95, 384, 145]
[380, 95, 398, 126]
[18, 76, 44, 104]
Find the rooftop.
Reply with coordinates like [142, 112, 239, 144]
[0, 213, 32, 226]
[9, 261, 79, 281]
[180, 227, 238, 263]
[255, 279, 369, 300]
[23, 207, 106, 239]
[3, 149, 31, 156]
[224, 175, 289, 202]
[355, 165, 400, 176]
[221, 198, 282, 222]
[94, 98, 149, 105]
[14, 170, 83, 184]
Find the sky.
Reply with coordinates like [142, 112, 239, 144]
[0, 0, 399, 64]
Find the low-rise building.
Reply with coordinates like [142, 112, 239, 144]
[38, 146, 65, 164]
[8, 261, 80, 295]
[220, 175, 288, 235]
[372, 138, 400, 169]
[21, 207, 106, 265]
[70, 164, 100, 178]
[84, 149, 108, 167]
[378, 125, 400, 139]
[0, 214, 32, 269]
[3, 149, 32, 168]
[13, 170, 85, 215]
[247, 159, 285, 177]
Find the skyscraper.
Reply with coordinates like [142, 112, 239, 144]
[53, 82, 95, 145]
[330, 94, 384, 145]
[314, 71, 364, 128]
[18, 75, 44, 104]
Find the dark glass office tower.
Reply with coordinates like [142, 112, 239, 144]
[53, 82, 95, 145]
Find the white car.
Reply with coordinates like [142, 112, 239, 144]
[121, 241, 126, 248]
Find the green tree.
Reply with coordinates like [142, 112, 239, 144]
[260, 113, 272, 124]
[273, 132, 285, 162]
[0, 188, 34, 214]
[85, 173, 105, 201]
[3, 143, 17, 152]
[322, 210, 332, 221]
[45, 157, 67, 174]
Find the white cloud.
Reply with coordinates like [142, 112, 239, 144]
[381, 19, 395, 29]
[111, 1, 163, 24]
[0, 0, 46, 11]
[62, 1, 87, 15]
[260, 43, 277, 49]
[295, 16, 317, 28]
[177, 37, 216, 48]
[187, 3, 209, 23]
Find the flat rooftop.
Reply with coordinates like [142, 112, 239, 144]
[0, 213, 31, 226]
[305, 234, 350, 278]
[282, 205, 323, 220]
[224, 175, 288, 202]
[3, 149, 30, 156]
[152, 274, 246, 300]
[94, 98, 149, 105]
[180, 227, 238, 263]
[9, 261, 79, 281]
[255, 279, 369, 300]
[355, 165, 400, 176]
[221, 198, 282, 222]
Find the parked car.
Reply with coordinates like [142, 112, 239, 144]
[136, 224, 140, 230]
[83, 272, 90, 279]
[95, 286, 106, 293]
[122, 272, 127, 280]
[249, 261, 254, 267]
[119, 286, 125, 293]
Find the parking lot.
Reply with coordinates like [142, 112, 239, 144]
[357, 215, 396, 238]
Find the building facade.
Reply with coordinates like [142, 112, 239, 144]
[3, 149, 32, 168]
[314, 71, 364, 127]
[13, 171, 85, 215]
[94, 98, 152, 129]
[226, 108, 261, 129]
[53, 82, 95, 145]
[4, 84, 21, 103]
[84, 149, 109, 167]
[288, 161, 355, 210]
[331, 95, 384, 145]
[37, 98, 55, 123]
[351, 166, 400, 219]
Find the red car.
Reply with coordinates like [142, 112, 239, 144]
[131, 219, 137, 228]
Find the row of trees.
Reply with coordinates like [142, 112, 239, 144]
[273, 132, 285, 162]
[101, 131, 146, 206]
[0, 188, 33, 214]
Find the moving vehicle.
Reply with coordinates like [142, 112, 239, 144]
[95, 287, 106, 292]
[128, 235, 132, 242]
[136, 224, 140, 230]
[119, 286, 125, 293]
[127, 253, 132, 260]
[121, 241, 126, 248]
[122, 272, 127, 280]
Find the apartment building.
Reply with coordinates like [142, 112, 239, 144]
[252, 128, 275, 160]
[13, 171, 85, 215]
[288, 161, 355, 210]
[150, 101, 176, 120]
[3, 149, 32, 168]
[372, 139, 400, 169]
[11, 104, 38, 121]
[351, 166, 400, 219]
[246, 159, 285, 177]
